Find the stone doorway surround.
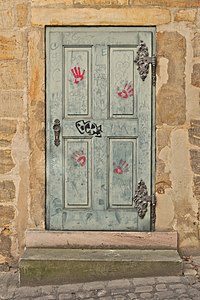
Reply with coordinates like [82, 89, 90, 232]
[20, 231, 182, 285]
[26, 0, 200, 259]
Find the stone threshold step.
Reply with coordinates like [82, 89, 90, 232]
[20, 248, 183, 286]
[26, 231, 178, 250]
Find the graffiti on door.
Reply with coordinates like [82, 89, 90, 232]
[71, 150, 87, 167]
[75, 120, 103, 137]
[118, 83, 134, 99]
[113, 160, 129, 175]
[71, 67, 85, 84]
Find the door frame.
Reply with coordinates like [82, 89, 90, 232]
[45, 25, 156, 232]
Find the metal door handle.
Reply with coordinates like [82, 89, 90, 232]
[53, 119, 61, 146]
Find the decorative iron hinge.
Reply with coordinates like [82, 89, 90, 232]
[133, 179, 156, 231]
[134, 41, 156, 86]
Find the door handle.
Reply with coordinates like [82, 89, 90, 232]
[53, 119, 61, 146]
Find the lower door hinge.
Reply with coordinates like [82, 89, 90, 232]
[133, 179, 157, 231]
[134, 40, 156, 86]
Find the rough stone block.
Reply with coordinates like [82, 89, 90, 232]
[0, 32, 24, 60]
[0, 254, 7, 264]
[35, 129, 45, 151]
[192, 33, 200, 57]
[28, 30, 44, 101]
[190, 149, 200, 175]
[31, 101, 44, 123]
[155, 291, 174, 298]
[175, 9, 197, 22]
[156, 126, 172, 153]
[31, 7, 171, 26]
[0, 205, 15, 227]
[130, 0, 200, 7]
[132, 277, 156, 286]
[0, 235, 11, 260]
[0, 91, 24, 118]
[74, 0, 128, 6]
[191, 64, 200, 87]
[0, 6, 14, 29]
[157, 32, 186, 125]
[16, 3, 28, 27]
[29, 102, 45, 228]
[0, 61, 25, 90]
[0, 119, 17, 147]
[189, 119, 200, 147]
[156, 126, 172, 194]
[31, 0, 73, 6]
[193, 176, 200, 200]
[0, 150, 15, 174]
[135, 286, 153, 293]
[29, 179, 45, 227]
[0, 181, 15, 203]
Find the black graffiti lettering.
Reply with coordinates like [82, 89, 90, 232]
[75, 120, 103, 138]
[75, 120, 86, 134]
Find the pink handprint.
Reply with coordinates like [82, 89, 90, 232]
[71, 150, 86, 167]
[118, 83, 134, 99]
[113, 160, 129, 175]
[71, 67, 85, 84]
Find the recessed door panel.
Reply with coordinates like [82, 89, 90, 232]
[110, 48, 135, 118]
[64, 139, 91, 208]
[109, 139, 136, 207]
[64, 47, 91, 117]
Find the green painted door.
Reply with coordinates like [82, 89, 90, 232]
[46, 27, 155, 231]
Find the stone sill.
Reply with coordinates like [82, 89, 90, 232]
[26, 231, 177, 250]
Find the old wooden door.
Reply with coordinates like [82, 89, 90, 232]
[46, 27, 155, 231]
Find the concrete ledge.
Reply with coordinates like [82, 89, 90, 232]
[20, 248, 183, 286]
[26, 231, 178, 250]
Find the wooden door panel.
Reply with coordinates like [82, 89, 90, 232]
[110, 47, 135, 118]
[64, 47, 91, 117]
[64, 139, 91, 208]
[46, 27, 155, 231]
[109, 139, 136, 208]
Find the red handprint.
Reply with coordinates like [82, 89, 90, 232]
[71, 67, 85, 84]
[113, 160, 129, 175]
[118, 83, 134, 99]
[71, 150, 86, 167]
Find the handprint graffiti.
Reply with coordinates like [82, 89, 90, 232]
[113, 160, 129, 175]
[71, 67, 85, 84]
[118, 83, 134, 99]
[71, 150, 86, 167]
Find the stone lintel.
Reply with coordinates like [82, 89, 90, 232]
[31, 7, 171, 27]
[26, 231, 178, 250]
[131, 0, 200, 7]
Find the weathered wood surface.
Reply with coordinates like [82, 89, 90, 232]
[46, 27, 155, 230]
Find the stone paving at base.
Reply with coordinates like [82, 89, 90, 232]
[1, 271, 200, 300]
[1, 256, 200, 300]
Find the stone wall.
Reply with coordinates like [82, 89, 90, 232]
[0, 0, 200, 267]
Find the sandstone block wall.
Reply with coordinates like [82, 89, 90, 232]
[0, 0, 200, 267]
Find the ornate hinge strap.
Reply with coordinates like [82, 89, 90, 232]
[133, 179, 156, 231]
[151, 193, 156, 232]
[134, 41, 156, 86]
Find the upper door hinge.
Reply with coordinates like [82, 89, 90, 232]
[133, 179, 157, 231]
[134, 41, 156, 86]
